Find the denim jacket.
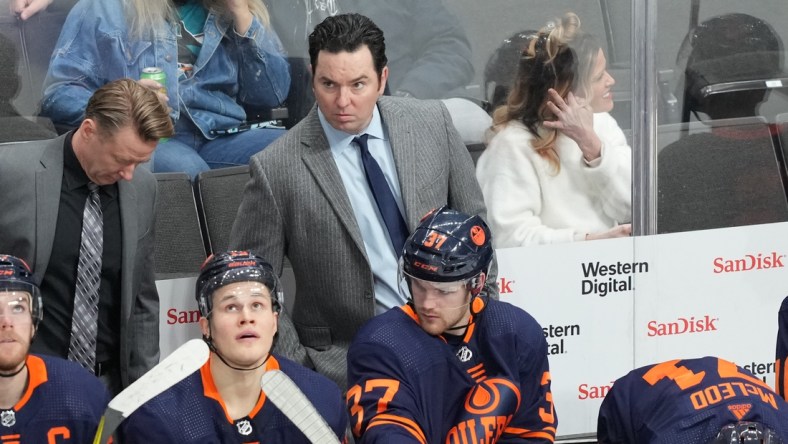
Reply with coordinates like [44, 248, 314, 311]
[41, 0, 290, 138]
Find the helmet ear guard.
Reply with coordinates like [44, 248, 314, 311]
[471, 295, 486, 314]
[469, 272, 488, 315]
[468, 272, 487, 296]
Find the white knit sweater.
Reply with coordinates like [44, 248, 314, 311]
[476, 112, 631, 247]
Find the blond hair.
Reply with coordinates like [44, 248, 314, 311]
[491, 12, 600, 173]
[85, 78, 174, 142]
[125, 0, 271, 39]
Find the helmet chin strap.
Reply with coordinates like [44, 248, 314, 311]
[0, 332, 32, 378]
[0, 362, 27, 378]
[203, 322, 270, 372]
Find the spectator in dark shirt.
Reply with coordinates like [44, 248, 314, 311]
[659, 13, 788, 233]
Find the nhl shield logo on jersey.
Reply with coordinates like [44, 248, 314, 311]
[236, 419, 253, 436]
[456, 346, 473, 363]
[0, 410, 15, 427]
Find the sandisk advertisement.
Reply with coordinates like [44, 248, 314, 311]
[156, 222, 788, 439]
[496, 222, 788, 438]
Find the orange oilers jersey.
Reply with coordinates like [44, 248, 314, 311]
[347, 299, 556, 444]
[119, 354, 347, 443]
[597, 356, 788, 444]
[0, 355, 109, 444]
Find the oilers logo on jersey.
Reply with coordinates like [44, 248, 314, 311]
[446, 377, 520, 444]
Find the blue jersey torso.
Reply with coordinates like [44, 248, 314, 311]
[598, 356, 788, 443]
[0, 354, 109, 443]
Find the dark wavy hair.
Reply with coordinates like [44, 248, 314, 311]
[308, 13, 388, 79]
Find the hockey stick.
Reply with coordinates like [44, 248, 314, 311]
[93, 339, 210, 444]
[261, 369, 341, 444]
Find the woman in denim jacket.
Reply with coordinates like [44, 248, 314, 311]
[41, 0, 290, 178]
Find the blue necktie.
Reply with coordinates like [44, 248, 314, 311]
[354, 134, 409, 255]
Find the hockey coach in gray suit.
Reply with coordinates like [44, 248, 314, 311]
[230, 13, 495, 388]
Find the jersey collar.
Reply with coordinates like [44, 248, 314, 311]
[201, 355, 280, 424]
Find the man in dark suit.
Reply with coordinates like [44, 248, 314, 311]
[230, 13, 493, 388]
[0, 78, 174, 394]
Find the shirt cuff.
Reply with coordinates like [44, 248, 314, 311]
[583, 144, 605, 167]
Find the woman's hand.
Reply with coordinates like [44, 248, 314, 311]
[542, 88, 602, 162]
[10, 0, 52, 20]
[225, 0, 253, 35]
[585, 224, 632, 241]
[137, 78, 171, 112]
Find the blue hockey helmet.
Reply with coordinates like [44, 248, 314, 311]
[710, 421, 782, 444]
[196, 251, 283, 318]
[0, 254, 42, 328]
[401, 207, 493, 289]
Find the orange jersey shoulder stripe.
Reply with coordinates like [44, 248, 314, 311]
[504, 426, 557, 437]
[400, 305, 420, 324]
[367, 413, 426, 444]
[14, 355, 48, 411]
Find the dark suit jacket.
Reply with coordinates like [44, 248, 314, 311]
[0, 135, 160, 387]
[229, 96, 494, 387]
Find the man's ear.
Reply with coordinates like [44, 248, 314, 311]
[80, 118, 97, 140]
[199, 316, 210, 337]
[378, 66, 389, 96]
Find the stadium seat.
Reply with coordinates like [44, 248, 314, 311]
[193, 165, 297, 310]
[193, 165, 250, 255]
[466, 142, 486, 166]
[657, 116, 788, 233]
[153, 172, 207, 278]
[775, 112, 788, 172]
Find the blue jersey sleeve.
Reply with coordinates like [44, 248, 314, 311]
[597, 379, 637, 444]
[498, 325, 556, 443]
[347, 340, 427, 444]
[776, 295, 788, 399]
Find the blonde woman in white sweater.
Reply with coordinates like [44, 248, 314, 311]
[476, 13, 631, 247]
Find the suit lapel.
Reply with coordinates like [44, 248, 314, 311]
[34, 138, 66, 283]
[118, 179, 137, 322]
[299, 111, 368, 257]
[379, 98, 417, 230]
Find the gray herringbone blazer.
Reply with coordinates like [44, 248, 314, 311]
[0, 135, 160, 388]
[229, 96, 494, 388]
